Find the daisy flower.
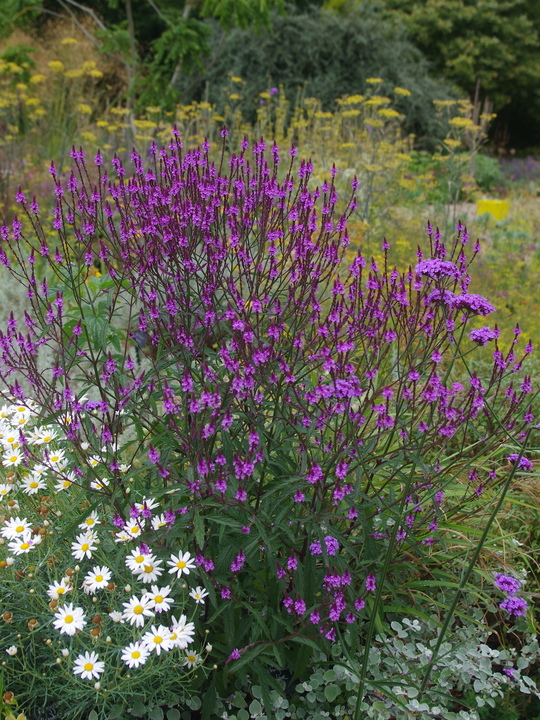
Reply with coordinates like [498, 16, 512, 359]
[151, 513, 168, 530]
[1, 516, 32, 540]
[90, 477, 109, 491]
[133, 557, 164, 584]
[55, 472, 76, 491]
[141, 625, 173, 656]
[134, 497, 159, 513]
[88, 456, 101, 468]
[108, 611, 124, 623]
[122, 595, 155, 627]
[0, 483, 12, 498]
[73, 651, 104, 680]
[121, 641, 150, 668]
[8, 533, 40, 555]
[34, 427, 58, 445]
[53, 603, 86, 636]
[2, 448, 23, 467]
[47, 578, 73, 600]
[71, 531, 97, 561]
[20, 474, 47, 495]
[167, 551, 196, 577]
[2, 429, 20, 446]
[47, 449, 66, 465]
[169, 614, 196, 649]
[123, 521, 143, 539]
[143, 585, 173, 613]
[79, 511, 100, 531]
[125, 548, 153, 573]
[82, 566, 112, 594]
[189, 586, 209, 604]
[184, 651, 201, 668]
[114, 530, 131, 543]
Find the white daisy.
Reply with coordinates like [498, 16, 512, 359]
[71, 531, 97, 561]
[184, 650, 201, 668]
[20, 474, 46, 495]
[121, 641, 150, 668]
[122, 595, 155, 627]
[8, 532, 40, 555]
[123, 521, 143, 539]
[73, 651, 104, 680]
[82, 566, 111, 594]
[0, 483, 12, 498]
[34, 427, 58, 445]
[79, 511, 100, 531]
[53, 603, 86, 636]
[1, 516, 32, 540]
[54, 472, 75, 491]
[2, 429, 20, 446]
[141, 624, 173, 655]
[167, 551, 196, 577]
[133, 557, 163, 584]
[125, 548, 153, 573]
[114, 530, 132, 543]
[150, 513, 168, 530]
[2, 448, 23, 467]
[143, 585, 173, 613]
[108, 611, 124, 623]
[88, 456, 101, 467]
[90, 477, 109, 491]
[134, 497, 159, 513]
[47, 449, 66, 465]
[169, 614, 196, 649]
[189, 586, 209, 605]
[47, 578, 73, 600]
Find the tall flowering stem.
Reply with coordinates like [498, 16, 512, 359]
[0, 134, 536, 706]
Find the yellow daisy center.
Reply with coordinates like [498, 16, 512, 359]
[134, 605, 144, 614]
[9, 456, 18, 463]
[187, 654, 196, 662]
[81, 543, 89, 552]
[20, 543, 30, 550]
[65, 615, 73, 623]
[57, 588, 65, 594]
[135, 555, 144, 563]
[84, 662, 93, 671]
[177, 561, 186, 568]
[143, 565, 153, 573]
[155, 595, 163, 603]
[95, 575, 103, 582]
[15, 525, 24, 533]
[132, 650, 140, 659]
[153, 636, 163, 644]
[29, 482, 38, 489]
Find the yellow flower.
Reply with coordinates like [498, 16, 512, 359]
[259, 91, 271, 99]
[96, 120, 108, 127]
[366, 77, 383, 84]
[146, 106, 161, 114]
[88, 69, 103, 78]
[315, 111, 333, 119]
[448, 117, 475, 128]
[15, 83, 27, 91]
[378, 108, 400, 119]
[231, 76, 243, 83]
[64, 69, 83, 78]
[24, 97, 41, 106]
[341, 109, 360, 118]
[81, 131, 97, 142]
[365, 96, 390, 106]
[48, 61, 65, 73]
[229, 93, 241, 100]
[77, 103, 92, 114]
[341, 94, 365, 105]
[110, 107, 130, 116]
[29, 74, 46, 84]
[394, 87, 411, 96]
[134, 119, 157, 129]
[61, 38, 78, 45]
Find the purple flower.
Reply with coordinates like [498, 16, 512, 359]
[228, 648, 241, 661]
[499, 595, 528, 617]
[469, 327, 500, 346]
[494, 573, 522, 594]
[148, 446, 160, 463]
[507, 453, 534, 472]
[415, 259, 460, 280]
[450, 293, 496, 316]
[365, 574, 376, 592]
[503, 668, 517, 680]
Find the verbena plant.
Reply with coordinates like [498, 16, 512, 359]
[0, 134, 537, 719]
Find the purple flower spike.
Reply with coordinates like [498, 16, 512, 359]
[499, 595, 528, 617]
[494, 573, 522, 595]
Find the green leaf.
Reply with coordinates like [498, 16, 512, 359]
[249, 699, 262, 715]
[193, 510, 205, 549]
[149, 708, 164, 720]
[324, 684, 340, 703]
[187, 696, 202, 711]
[166, 710, 181, 720]
[88, 712, 99, 720]
[130, 701, 147, 717]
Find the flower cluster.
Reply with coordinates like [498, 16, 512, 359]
[494, 573, 529, 617]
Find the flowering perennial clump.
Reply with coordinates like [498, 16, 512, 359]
[0, 134, 536, 718]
